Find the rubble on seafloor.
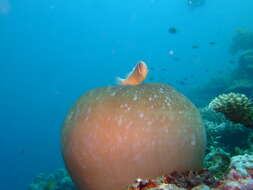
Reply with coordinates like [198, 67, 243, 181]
[126, 154, 253, 190]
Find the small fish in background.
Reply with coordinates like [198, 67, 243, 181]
[117, 61, 148, 85]
[177, 80, 187, 85]
[183, 77, 188, 81]
[209, 41, 216, 45]
[18, 149, 25, 155]
[149, 66, 155, 71]
[229, 60, 235, 64]
[192, 45, 199, 49]
[172, 57, 180, 61]
[148, 76, 155, 81]
[168, 27, 177, 34]
[189, 74, 195, 79]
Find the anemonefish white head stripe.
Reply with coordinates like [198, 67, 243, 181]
[117, 61, 148, 85]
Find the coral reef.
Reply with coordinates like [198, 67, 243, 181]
[220, 154, 253, 190]
[28, 169, 77, 190]
[238, 50, 253, 71]
[188, 50, 253, 106]
[223, 50, 253, 97]
[127, 170, 218, 190]
[204, 148, 230, 178]
[200, 107, 253, 155]
[126, 154, 253, 190]
[224, 79, 253, 96]
[229, 28, 253, 55]
[208, 92, 253, 127]
[187, 76, 229, 107]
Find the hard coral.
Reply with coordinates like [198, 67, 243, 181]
[28, 169, 77, 190]
[201, 107, 253, 156]
[208, 93, 253, 127]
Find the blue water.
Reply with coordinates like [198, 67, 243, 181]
[0, 0, 252, 189]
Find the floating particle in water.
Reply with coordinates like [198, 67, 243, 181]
[209, 41, 216, 45]
[168, 50, 175, 55]
[192, 45, 199, 49]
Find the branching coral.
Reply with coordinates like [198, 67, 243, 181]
[229, 28, 253, 55]
[208, 93, 253, 127]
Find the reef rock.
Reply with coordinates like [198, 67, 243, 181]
[229, 28, 253, 55]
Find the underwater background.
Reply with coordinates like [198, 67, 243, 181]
[1, 0, 253, 189]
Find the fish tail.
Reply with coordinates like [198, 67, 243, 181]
[116, 77, 125, 85]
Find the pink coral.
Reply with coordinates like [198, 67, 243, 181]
[219, 154, 253, 190]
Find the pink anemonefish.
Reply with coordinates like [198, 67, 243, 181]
[117, 61, 148, 85]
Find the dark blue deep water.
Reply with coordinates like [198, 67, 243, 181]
[0, 0, 252, 189]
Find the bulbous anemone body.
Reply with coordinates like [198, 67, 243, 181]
[61, 83, 206, 190]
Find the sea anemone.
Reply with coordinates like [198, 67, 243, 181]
[61, 83, 206, 190]
[208, 92, 253, 127]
